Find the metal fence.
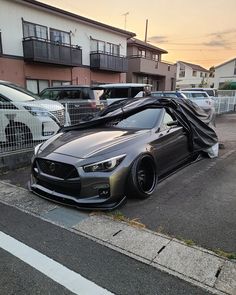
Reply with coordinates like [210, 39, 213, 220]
[0, 97, 235, 155]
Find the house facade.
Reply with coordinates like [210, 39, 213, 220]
[127, 38, 176, 91]
[0, 0, 135, 93]
[176, 61, 210, 89]
[214, 58, 236, 89]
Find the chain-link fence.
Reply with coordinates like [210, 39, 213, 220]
[0, 97, 235, 155]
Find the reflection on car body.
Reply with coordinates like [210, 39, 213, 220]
[29, 97, 218, 210]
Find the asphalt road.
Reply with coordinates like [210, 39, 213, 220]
[1, 113, 235, 253]
[0, 203, 212, 295]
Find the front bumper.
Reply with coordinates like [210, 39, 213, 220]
[29, 159, 127, 210]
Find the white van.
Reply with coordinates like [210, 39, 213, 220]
[0, 81, 67, 147]
[93, 83, 152, 105]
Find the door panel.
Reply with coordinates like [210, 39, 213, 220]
[152, 127, 190, 177]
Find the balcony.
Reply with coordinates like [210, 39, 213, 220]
[23, 38, 82, 66]
[90, 51, 128, 72]
[128, 56, 176, 76]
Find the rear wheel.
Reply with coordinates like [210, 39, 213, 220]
[126, 154, 157, 199]
[5, 123, 33, 148]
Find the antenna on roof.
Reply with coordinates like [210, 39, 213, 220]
[122, 12, 129, 30]
[144, 19, 148, 43]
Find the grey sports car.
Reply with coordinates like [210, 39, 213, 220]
[29, 97, 218, 210]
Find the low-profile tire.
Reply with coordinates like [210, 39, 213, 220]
[5, 123, 33, 148]
[126, 154, 157, 199]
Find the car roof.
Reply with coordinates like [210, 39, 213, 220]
[42, 85, 91, 90]
[181, 91, 207, 93]
[94, 83, 152, 89]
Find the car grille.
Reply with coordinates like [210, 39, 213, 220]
[37, 179, 81, 197]
[51, 109, 65, 126]
[36, 159, 78, 179]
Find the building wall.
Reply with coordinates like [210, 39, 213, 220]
[0, 57, 25, 85]
[0, 0, 128, 90]
[0, 0, 127, 63]
[214, 60, 236, 88]
[176, 62, 209, 89]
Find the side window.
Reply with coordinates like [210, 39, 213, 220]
[0, 95, 17, 109]
[161, 112, 176, 130]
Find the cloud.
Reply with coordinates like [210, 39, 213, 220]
[148, 35, 168, 43]
[204, 37, 232, 49]
[204, 29, 236, 49]
[208, 29, 236, 37]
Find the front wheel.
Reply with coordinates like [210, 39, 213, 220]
[5, 123, 33, 148]
[126, 154, 157, 199]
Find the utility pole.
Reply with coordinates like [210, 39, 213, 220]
[144, 19, 148, 42]
[122, 12, 129, 30]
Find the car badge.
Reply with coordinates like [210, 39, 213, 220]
[49, 162, 56, 173]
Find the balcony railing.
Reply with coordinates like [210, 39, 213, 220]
[128, 55, 176, 76]
[23, 37, 82, 66]
[90, 51, 128, 72]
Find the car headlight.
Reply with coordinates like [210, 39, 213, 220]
[24, 106, 49, 117]
[83, 154, 126, 173]
[34, 143, 43, 155]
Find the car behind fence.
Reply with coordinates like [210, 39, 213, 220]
[0, 95, 235, 156]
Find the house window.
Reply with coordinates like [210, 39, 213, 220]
[152, 53, 159, 61]
[52, 80, 71, 87]
[23, 21, 48, 40]
[26, 79, 49, 94]
[50, 29, 70, 45]
[168, 65, 171, 71]
[179, 70, 185, 77]
[205, 73, 208, 78]
[192, 70, 197, 77]
[0, 32, 2, 54]
[106, 42, 120, 56]
[234, 60, 236, 75]
[138, 49, 146, 58]
[90, 38, 105, 53]
[200, 72, 203, 77]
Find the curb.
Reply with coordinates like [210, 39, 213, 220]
[0, 181, 235, 295]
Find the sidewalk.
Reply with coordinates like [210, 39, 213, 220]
[0, 180, 235, 295]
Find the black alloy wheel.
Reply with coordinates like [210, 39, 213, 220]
[126, 154, 157, 199]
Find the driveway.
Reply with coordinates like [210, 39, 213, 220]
[1, 113, 236, 253]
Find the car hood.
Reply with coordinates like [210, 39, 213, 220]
[24, 99, 64, 111]
[39, 128, 150, 159]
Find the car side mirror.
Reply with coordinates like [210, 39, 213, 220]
[166, 120, 178, 127]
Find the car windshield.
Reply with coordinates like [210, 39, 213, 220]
[105, 108, 162, 129]
[98, 87, 145, 100]
[0, 84, 35, 102]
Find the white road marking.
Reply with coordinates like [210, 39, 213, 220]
[0, 231, 114, 295]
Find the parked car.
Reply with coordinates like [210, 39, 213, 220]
[93, 83, 152, 105]
[181, 91, 215, 113]
[181, 88, 218, 98]
[151, 91, 187, 99]
[0, 81, 66, 147]
[39, 85, 103, 124]
[29, 96, 218, 210]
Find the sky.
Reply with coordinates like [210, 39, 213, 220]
[39, 0, 236, 69]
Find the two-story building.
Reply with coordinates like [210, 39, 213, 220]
[214, 57, 236, 89]
[176, 61, 210, 89]
[0, 0, 135, 93]
[127, 38, 176, 91]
